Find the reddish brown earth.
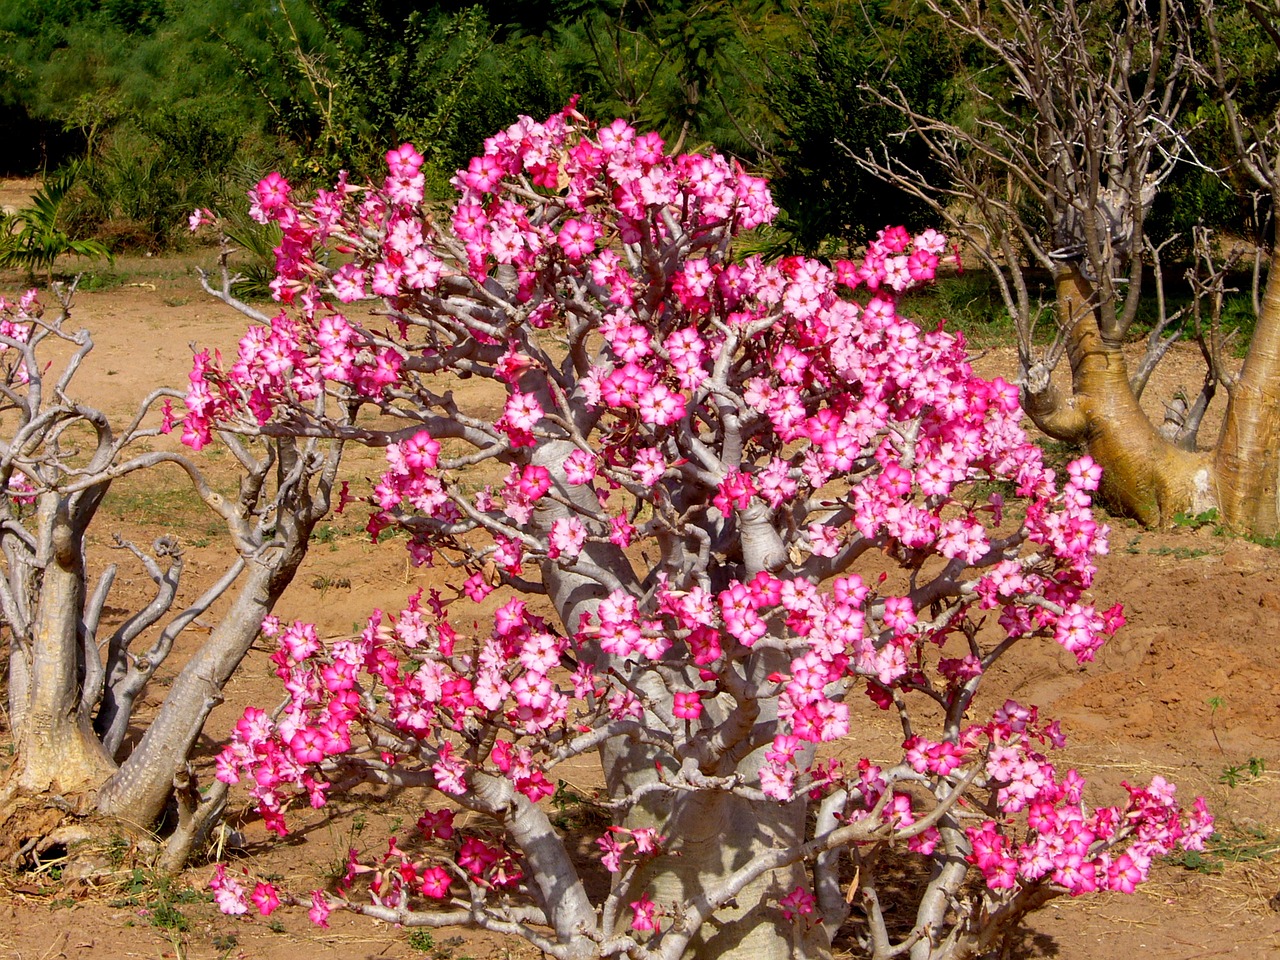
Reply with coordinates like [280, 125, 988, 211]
[1, 241, 1279, 960]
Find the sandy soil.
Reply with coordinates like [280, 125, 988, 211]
[1, 242, 1279, 960]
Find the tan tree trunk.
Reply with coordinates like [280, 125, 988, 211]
[1214, 246, 1280, 536]
[1025, 269, 1213, 525]
[6, 499, 115, 800]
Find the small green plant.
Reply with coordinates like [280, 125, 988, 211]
[549, 779, 609, 831]
[109, 868, 210, 913]
[148, 901, 190, 932]
[324, 812, 370, 881]
[1205, 515, 1280, 549]
[105, 833, 131, 868]
[1172, 507, 1219, 529]
[1149, 545, 1212, 559]
[1244, 530, 1280, 550]
[408, 929, 436, 952]
[1208, 696, 1226, 754]
[1219, 757, 1267, 788]
[311, 524, 341, 546]
[405, 924, 470, 958]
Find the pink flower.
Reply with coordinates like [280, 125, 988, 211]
[564, 448, 598, 484]
[631, 828, 664, 853]
[882, 595, 917, 634]
[548, 516, 587, 560]
[387, 143, 424, 176]
[779, 884, 815, 921]
[252, 882, 280, 916]
[251, 172, 291, 221]
[672, 691, 702, 720]
[308, 890, 331, 927]
[188, 207, 214, 232]
[1106, 852, 1144, 894]
[596, 830, 626, 872]
[713, 469, 755, 514]
[463, 572, 494, 602]
[914, 228, 947, 253]
[420, 866, 453, 899]
[288, 727, 326, 765]
[417, 808, 456, 840]
[557, 218, 599, 259]
[630, 893, 659, 932]
[210, 864, 248, 915]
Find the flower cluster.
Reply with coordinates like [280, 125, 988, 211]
[0, 290, 37, 385]
[908, 701, 1213, 896]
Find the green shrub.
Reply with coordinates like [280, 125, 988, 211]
[0, 164, 111, 282]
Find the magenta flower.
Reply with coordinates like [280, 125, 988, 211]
[630, 894, 658, 932]
[252, 882, 280, 916]
[308, 890, 330, 927]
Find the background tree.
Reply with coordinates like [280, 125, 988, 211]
[0, 1, 961, 260]
[855, 0, 1280, 533]
[0, 272, 340, 870]
[758, 4, 956, 255]
[1199, 0, 1280, 534]
[236, 1, 566, 188]
[545, 0, 752, 156]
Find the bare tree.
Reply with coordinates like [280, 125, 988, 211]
[0, 276, 340, 870]
[852, 0, 1280, 528]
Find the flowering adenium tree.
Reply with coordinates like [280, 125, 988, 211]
[198, 107, 1211, 960]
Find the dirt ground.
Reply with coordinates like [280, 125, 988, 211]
[1, 238, 1279, 960]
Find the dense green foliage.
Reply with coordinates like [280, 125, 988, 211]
[761, 5, 956, 253]
[0, 0, 1274, 260]
[0, 0, 946, 254]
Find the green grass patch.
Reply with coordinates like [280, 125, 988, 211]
[1129, 289, 1257, 359]
[76, 269, 131, 291]
[1148, 545, 1215, 560]
[900, 271, 1058, 347]
[101, 479, 222, 544]
[110, 867, 210, 936]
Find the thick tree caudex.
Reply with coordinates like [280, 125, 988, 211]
[197, 108, 1211, 960]
[855, 0, 1280, 532]
[0, 286, 339, 870]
